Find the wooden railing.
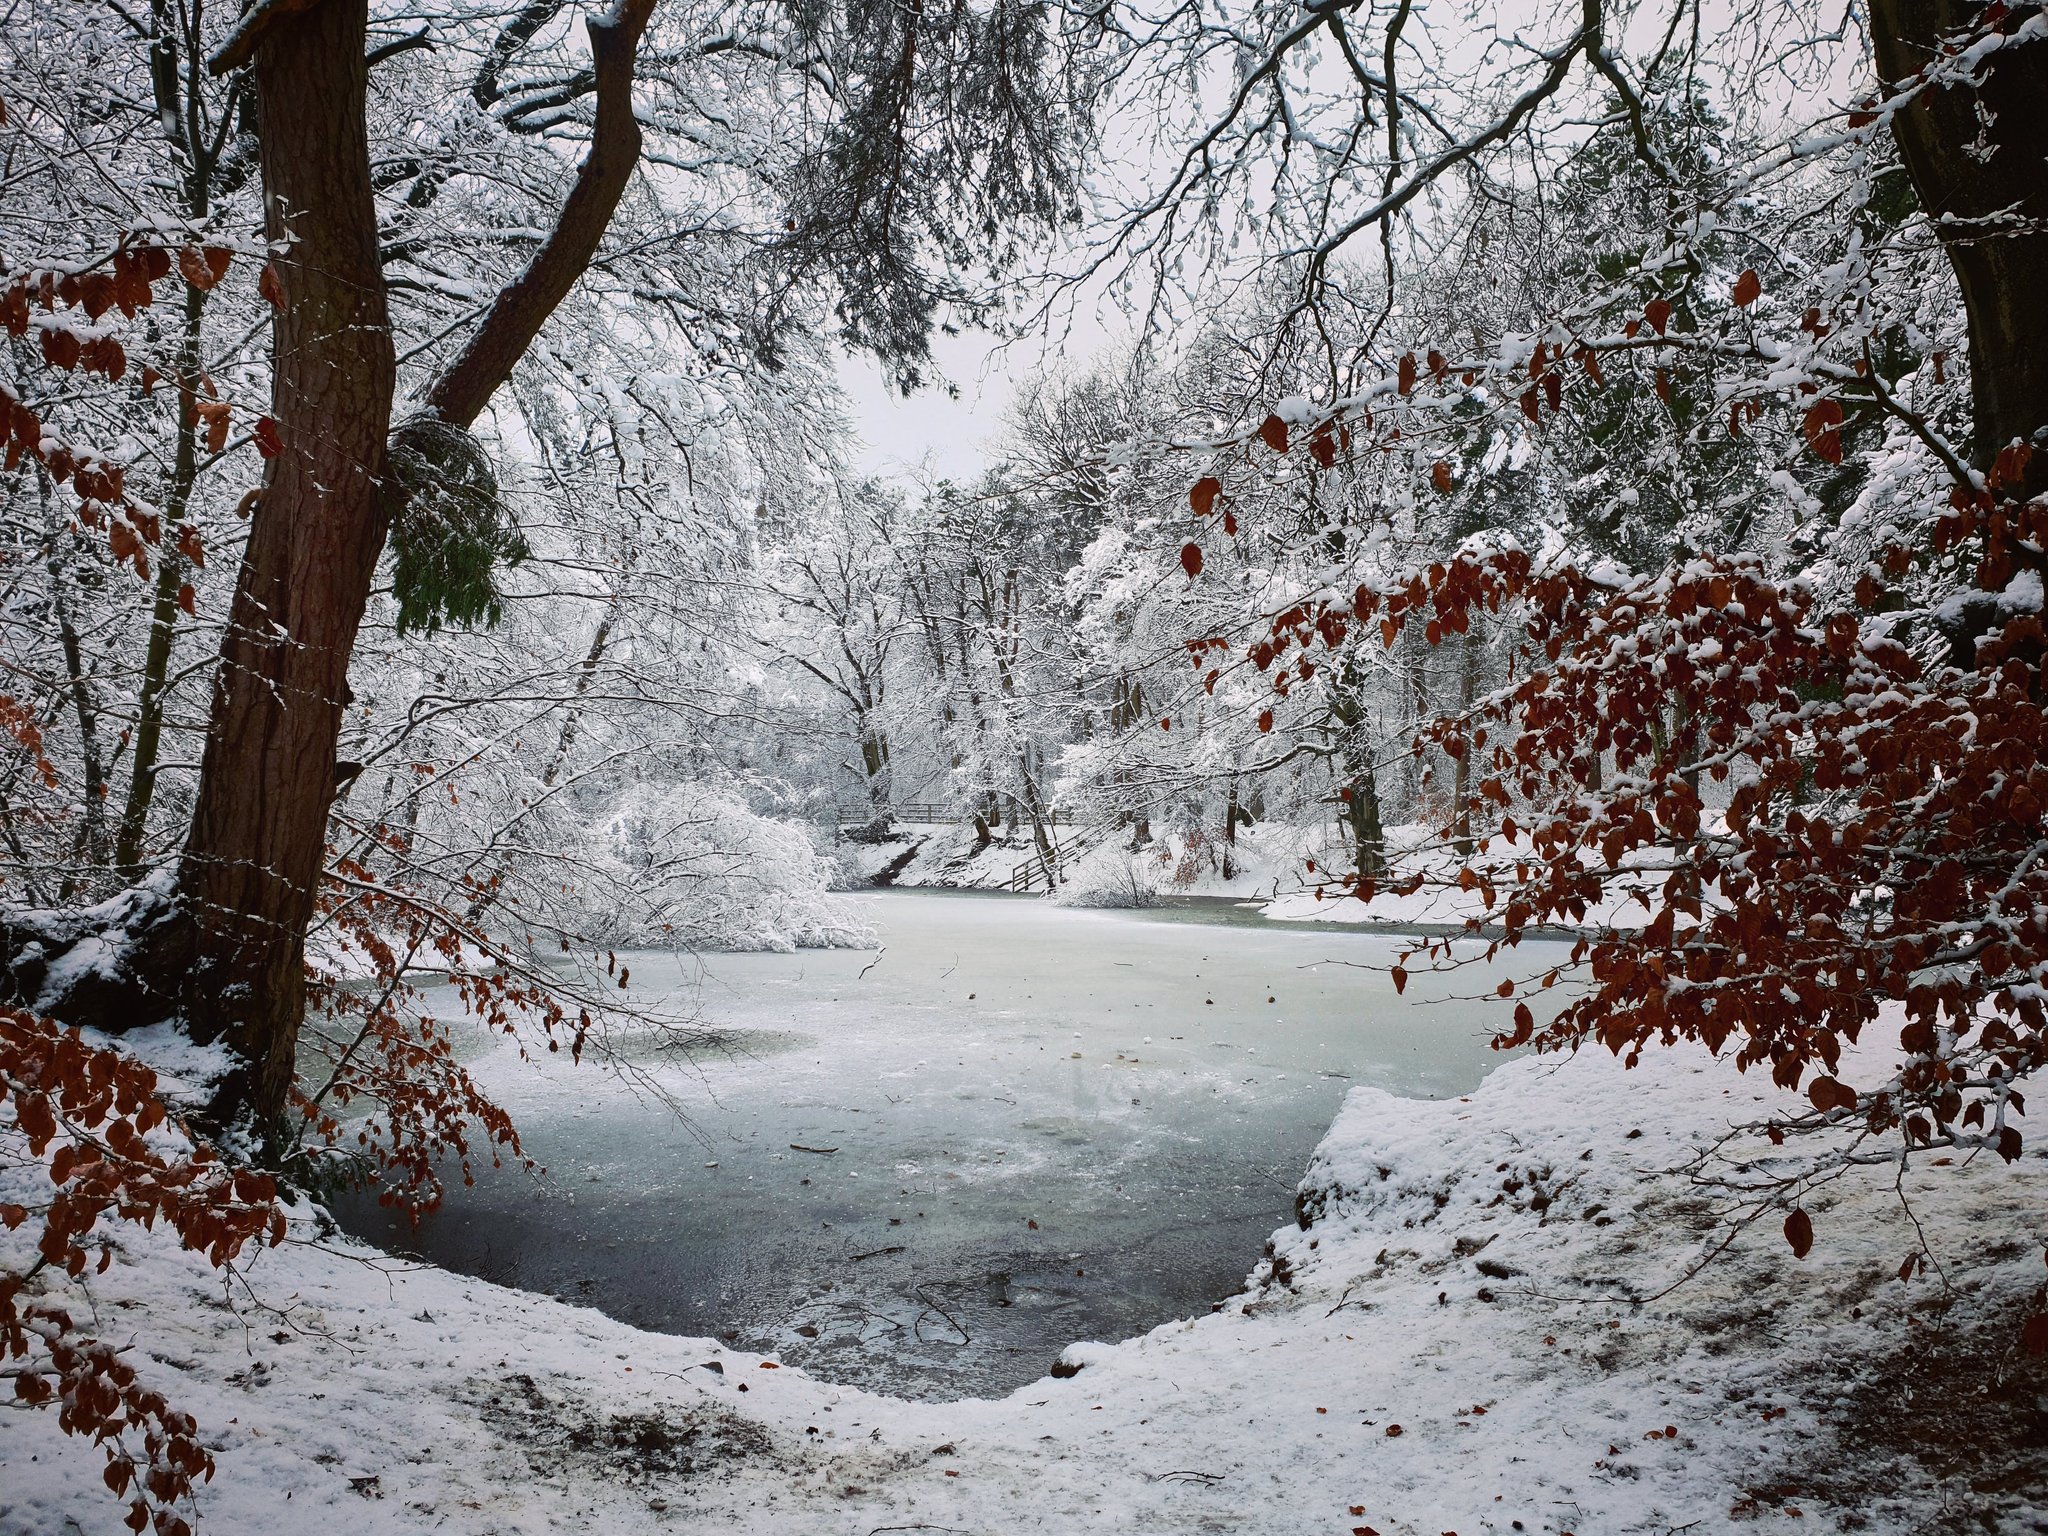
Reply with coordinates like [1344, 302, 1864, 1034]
[827, 801, 957, 824]
[821, 803, 1119, 892]
[1008, 818, 1117, 892]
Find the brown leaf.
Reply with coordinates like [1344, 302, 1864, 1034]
[1259, 414, 1289, 453]
[253, 415, 284, 459]
[1431, 460, 1454, 494]
[1783, 1207, 1813, 1259]
[77, 272, 116, 321]
[1645, 297, 1672, 336]
[258, 261, 288, 312]
[40, 326, 81, 371]
[1732, 268, 1762, 307]
[1398, 352, 1418, 395]
[1189, 475, 1221, 517]
[1807, 1076, 1855, 1114]
[196, 399, 231, 455]
[177, 245, 217, 291]
[1802, 399, 1845, 464]
[1180, 542, 1203, 579]
[177, 583, 196, 616]
[2023, 1313, 2048, 1356]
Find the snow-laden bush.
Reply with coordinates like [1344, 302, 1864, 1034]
[1051, 851, 1159, 908]
[572, 783, 873, 950]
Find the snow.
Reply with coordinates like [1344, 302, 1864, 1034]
[572, 786, 873, 951]
[11, 868, 179, 1014]
[6, 1025, 2044, 1534]
[79, 1017, 232, 1107]
[832, 818, 1337, 900]
[832, 818, 1706, 937]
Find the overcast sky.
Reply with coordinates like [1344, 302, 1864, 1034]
[836, 327, 1015, 487]
[835, 272, 1137, 487]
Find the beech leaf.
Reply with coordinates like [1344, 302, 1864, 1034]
[1783, 1207, 1813, 1259]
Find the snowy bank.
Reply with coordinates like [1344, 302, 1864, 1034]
[4, 1035, 2044, 1535]
[831, 817, 1334, 899]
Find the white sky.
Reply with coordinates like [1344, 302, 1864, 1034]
[836, 273, 1136, 486]
[836, 328, 1018, 487]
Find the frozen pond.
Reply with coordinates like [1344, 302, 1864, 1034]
[337, 890, 1563, 1400]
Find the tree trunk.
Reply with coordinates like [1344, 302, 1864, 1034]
[859, 722, 892, 810]
[175, 0, 397, 1130]
[154, 0, 656, 1132]
[44, 485, 108, 893]
[1452, 624, 1478, 856]
[114, 278, 208, 874]
[1871, 0, 2048, 496]
[1327, 664, 1387, 880]
[1344, 767, 1387, 882]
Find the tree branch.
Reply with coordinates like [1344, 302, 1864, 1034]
[413, 0, 657, 434]
[206, 0, 326, 77]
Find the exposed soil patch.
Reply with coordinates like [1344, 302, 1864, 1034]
[480, 1371, 779, 1484]
[1760, 1289, 2048, 1533]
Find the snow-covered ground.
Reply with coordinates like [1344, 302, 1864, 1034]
[835, 817, 1664, 935]
[832, 817, 1347, 900]
[6, 1024, 2043, 1535]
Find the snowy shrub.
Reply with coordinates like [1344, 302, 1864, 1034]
[569, 784, 873, 951]
[1052, 852, 1159, 908]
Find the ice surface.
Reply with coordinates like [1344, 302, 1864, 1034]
[337, 890, 1561, 1398]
